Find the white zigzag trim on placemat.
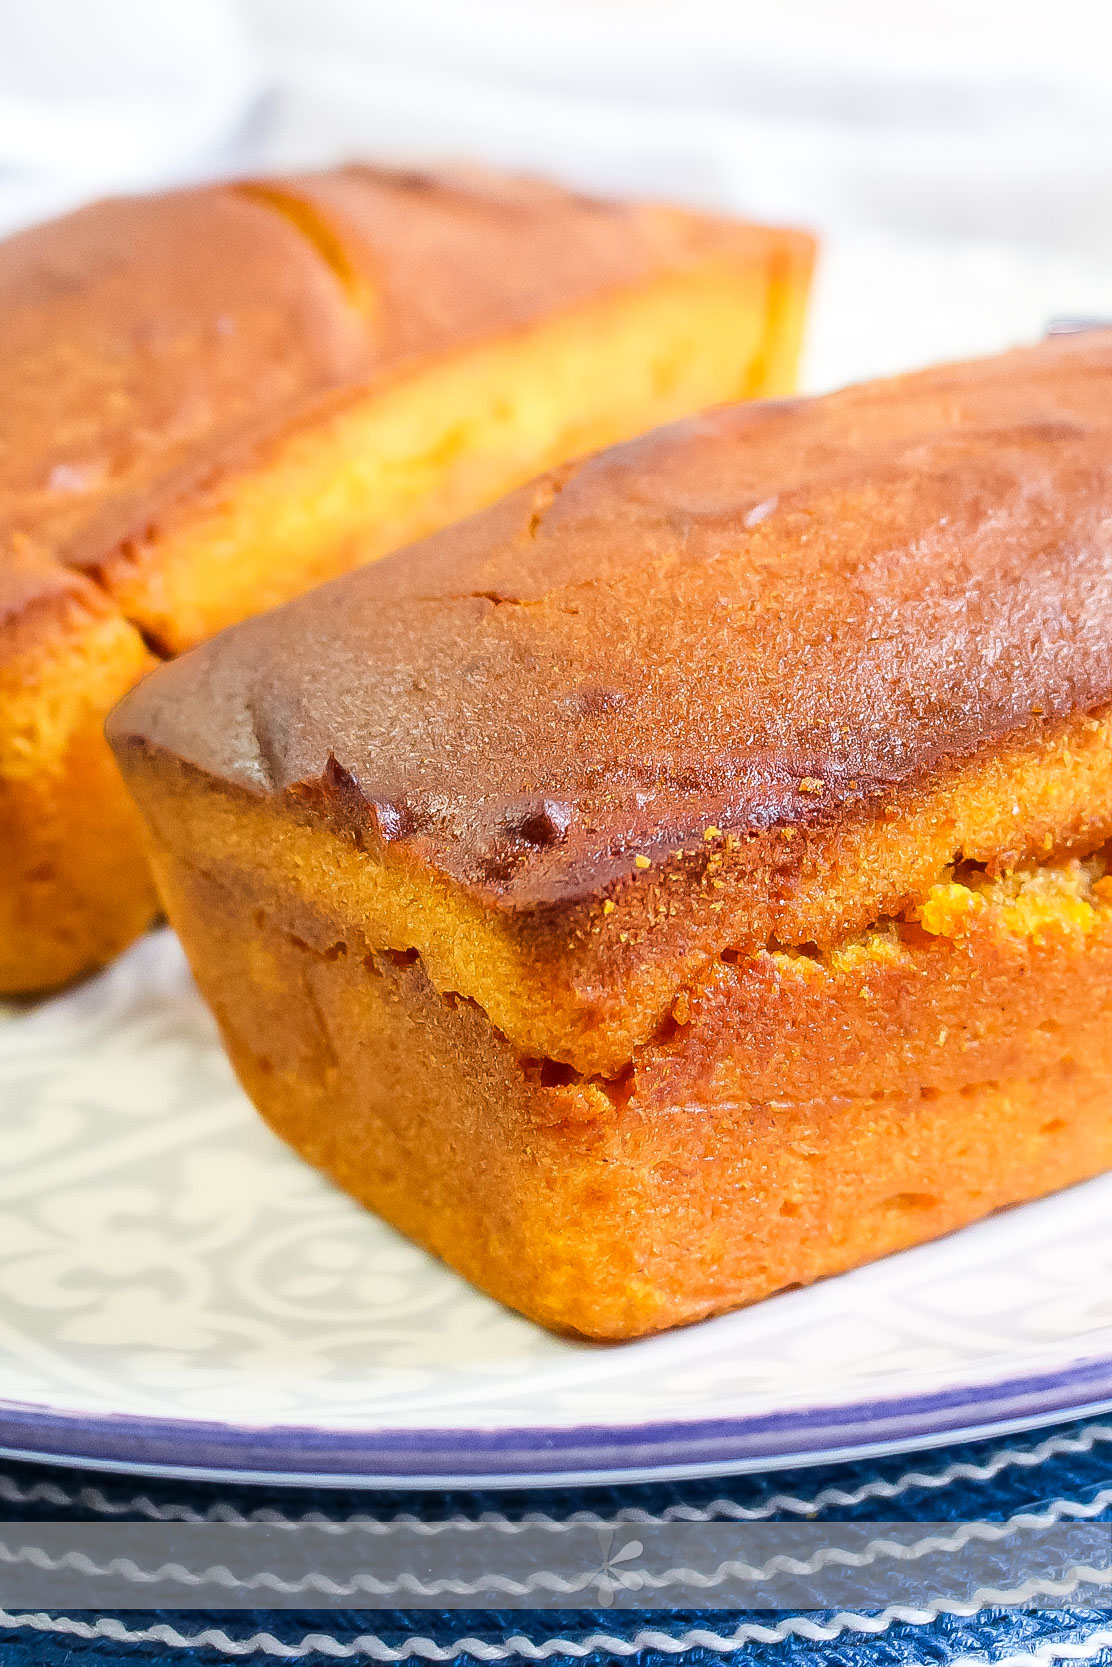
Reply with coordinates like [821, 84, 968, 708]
[951, 1632, 1112, 1667]
[0, 1495, 1110, 1598]
[2, 1599, 1111, 1660]
[0, 1421, 1108, 1530]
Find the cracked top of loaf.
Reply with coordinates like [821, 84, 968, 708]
[110, 331, 1112, 1071]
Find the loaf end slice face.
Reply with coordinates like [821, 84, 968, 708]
[0, 560, 157, 992]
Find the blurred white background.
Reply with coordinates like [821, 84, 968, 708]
[2, 0, 1112, 390]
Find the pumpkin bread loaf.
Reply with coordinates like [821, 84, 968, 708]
[1, 165, 813, 993]
[107, 331, 1112, 1341]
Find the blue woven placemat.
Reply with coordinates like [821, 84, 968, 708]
[1, 1414, 1111, 1664]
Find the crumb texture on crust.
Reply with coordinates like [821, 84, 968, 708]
[112, 330, 1112, 1068]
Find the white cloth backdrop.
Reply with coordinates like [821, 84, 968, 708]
[1, 0, 1112, 390]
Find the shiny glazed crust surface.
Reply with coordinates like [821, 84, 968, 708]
[1, 165, 812, 993]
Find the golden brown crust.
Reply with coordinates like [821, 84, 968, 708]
[0, 164, 810, 610]
[266, 164, 809, 372]
[110, 330, 1112, 1068]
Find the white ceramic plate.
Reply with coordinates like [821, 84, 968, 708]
[1, 929, 1111, 1489]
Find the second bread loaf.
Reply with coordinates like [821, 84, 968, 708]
[0, 166, 813, 993]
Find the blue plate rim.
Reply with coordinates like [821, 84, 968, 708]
[1, 1351, 1110, 1489]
